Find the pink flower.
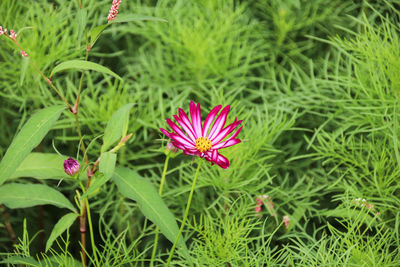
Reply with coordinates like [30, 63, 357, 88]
[9, 29, 17, 41]
[0, 26, 7, 35]
[20, 50, 28, 57]
[64, 158, 81, 176]
[283, 215, 290, 229]
[107, 0, 122, 22]
[255, 198, 263, 213]
[160, 101, 243, 169]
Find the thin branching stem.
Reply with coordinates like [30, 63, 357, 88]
[166, 159, 202, 266]
[150, 155, 170, 266]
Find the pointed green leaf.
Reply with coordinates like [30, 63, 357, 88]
[0, 106, 65, 186]
[88, 24, 110, 48]
[46, 213, 78, 252]
[10, 153, 69, 180]
[101, 103, 134, 152]
[88, 15, 166, 48]
[50, 60, 122, 80]
[113, 14, 167, 23]
[99, 152, 117, 179]
[0, 183, 76, 212]
[0, 256, 39, 266]
[113, 167, 190, 259]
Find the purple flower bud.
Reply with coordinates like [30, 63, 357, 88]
[64, 158, 80, 176]
[166, 142, 179, 153]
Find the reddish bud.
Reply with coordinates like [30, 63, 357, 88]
[64, 158, 81, 176]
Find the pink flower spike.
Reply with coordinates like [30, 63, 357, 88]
[107, 0, 122, 22]
[9, 29, 17, 41]
[20, 50, 28, 57]
[283, 215, 290, 229]
[160, 102, 243, 169]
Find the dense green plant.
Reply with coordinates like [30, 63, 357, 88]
[1, 0, 400, 266]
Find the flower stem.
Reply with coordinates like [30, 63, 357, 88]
[0, 204, 16, 245]
[86, 198, 99, 266]
[166, 160, 202, 266]
[150, 155, 170, 266]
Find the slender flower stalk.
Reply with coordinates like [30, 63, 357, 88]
[107, 0, 122, 22]
[160, 101, 243, 168]
[150, 154, 171, 266]
[166, 160, 203, 266]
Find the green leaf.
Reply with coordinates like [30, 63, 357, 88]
[0, 256, 39, 266]
[99, 152, 117, 179]
[0, 183, 76, 212]
[88, 15, 166, 48]
[46, 213, 78, 252]
[88, 24, 109, 48]
[113, 167, 190, 260]
[77, 8, 87, 49]
[101, 103, 134, 152]
[113, 14, 168, 23]
[0, 106, 65, 186]
[50, 60, 122, 80]
[10, 153, 69, 180]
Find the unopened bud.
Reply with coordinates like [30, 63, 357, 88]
[64, 158, 81, 176]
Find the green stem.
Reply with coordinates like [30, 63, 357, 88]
[86, 199, 100, 266]
[150, 155, 170, 266]
[166, 160, 202, 266]
[159, 156, 170, 196]
[74, 112, 89, 166]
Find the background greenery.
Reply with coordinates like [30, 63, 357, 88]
[1, 0, 400, 266]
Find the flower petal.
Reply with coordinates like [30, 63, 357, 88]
[208, 105, 230, 140]
[166, 118, 195, 146]
[202, 105, 222, 137]
[212, 138, 241, 149]
[215, 153, 230, 169]
[224, 125, 243, 142]
[178, 109, 198, 140]
[174, 114, 196, 142]
[160, 128, 172, 139]
[211, 119, 242, 144]
[169, 132, 195, 149]
[190, 101, 202, 138]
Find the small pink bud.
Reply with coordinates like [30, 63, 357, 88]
[255, 197, 263, 213]
[166, 142, 178, 152]
[64, 158, 81, 176]
[107, 0, 122, 22]
[0, 26, 4, 35]
[9, 29, 17, 41]
[20, 50, 28, 57]
[283, 215, 290, 229]
[165, 142, 179, 157]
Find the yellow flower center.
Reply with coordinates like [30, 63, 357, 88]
[195, 137, 212, 153]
